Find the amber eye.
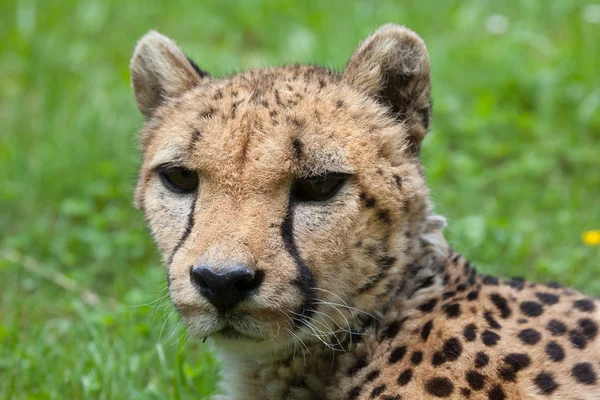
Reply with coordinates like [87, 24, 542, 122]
[293, 173, 350, 202]
[158, 166, 199, 193]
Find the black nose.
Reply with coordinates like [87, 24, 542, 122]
[190, 265, 263, 313]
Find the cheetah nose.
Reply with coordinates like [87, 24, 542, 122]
[190, 265, 264, 313]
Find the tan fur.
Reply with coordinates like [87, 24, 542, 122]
[130, 24, 600, 399]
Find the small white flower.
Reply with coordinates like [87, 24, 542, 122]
[582, 4, 600, 24]
[486, 14, 509, 35]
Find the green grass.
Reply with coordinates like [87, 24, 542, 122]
[1, 0, 599, 398]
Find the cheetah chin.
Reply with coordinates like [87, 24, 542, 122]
[130, 24, 600, 399]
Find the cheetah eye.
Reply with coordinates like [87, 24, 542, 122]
[157, 165, 199, 193]
[293, 173, 350, 202]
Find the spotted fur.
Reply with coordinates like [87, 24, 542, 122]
[130, 25, 600, 399]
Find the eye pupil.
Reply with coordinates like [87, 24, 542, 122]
[159, 167, 199, 193]
[293, 173, 349, 202]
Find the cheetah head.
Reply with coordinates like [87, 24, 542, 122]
[131, 24, 444, 355]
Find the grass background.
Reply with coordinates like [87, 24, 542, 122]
[1, 0, 599, 398]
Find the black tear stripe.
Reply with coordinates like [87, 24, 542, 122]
[281, 200, 317, 330]
[167, 190, 199, 266]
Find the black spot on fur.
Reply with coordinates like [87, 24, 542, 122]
[518, 328, 541, 345]
[573, 298, 595, 312]
[347, 386, 361, 400]
[425, 377, 454, 397]
[482, 276, 499, 285]
[397, 369, 413, 386]
[377, 210, 391, 224]
[520, 301, 544, 317]
[442, 291, 456, 300]
[411, 351, 423, 366]
[505, 277, 525, 290]
[389, 345, 407, 364]
[432, 351, 446, 366]
[545, 341, 565, 362]
[381, 320, 403, 341]
[442, 337, 462, 362]
[499, 353, 531, 382]
[346, 357, 368, 376]
[466, 370, 485, 391]
[370, 385, 386, 398]
[535, 292, 559, 305]
[484, 312, 502, 329]
[578, 318, 598, 340]
[443, 303, 461, 318]
[487, 385, 505, 400]
[481, 330, 500, 347]
[534, 372, 559, 395]
[463, 324, 477, 342]
[456, 283, 467, 292]
[572, 362, 597, 385]
[569, 329, 587, 349]
[489, 293, 511, 318]
[467, 290, 480, 301]
[461, 388, 472, 397]
[365, 369, 380, 382]
[546, 319, 567, 336]
[475, 352, 489, 368]
[421, 320, 434, 341]
[418, 298, 438, 313]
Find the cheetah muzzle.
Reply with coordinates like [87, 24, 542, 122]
[130, 24, 600, 399]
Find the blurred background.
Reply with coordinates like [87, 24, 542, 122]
[1, 0, 599, 398]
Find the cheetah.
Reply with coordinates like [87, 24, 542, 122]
[129, 24, 600, 399]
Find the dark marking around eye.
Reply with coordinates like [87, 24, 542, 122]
[167, 190, 198, 266]
[292, 137, 304, 159]
[281, 200, 316, 329]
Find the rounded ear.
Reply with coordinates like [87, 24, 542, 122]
[344, 24, 431, 154]
[130, 31, 209, 118]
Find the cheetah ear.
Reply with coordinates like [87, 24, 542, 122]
[344, 24, 431, 154]
[130, 31, 209, 118]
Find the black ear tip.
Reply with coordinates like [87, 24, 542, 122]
[186, 56, 210, 78]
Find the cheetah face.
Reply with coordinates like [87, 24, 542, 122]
[131, 25, 433, 354]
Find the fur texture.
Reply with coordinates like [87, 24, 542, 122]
[130, 24, 600, 399]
